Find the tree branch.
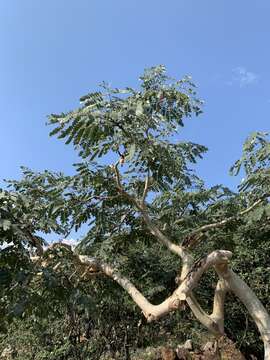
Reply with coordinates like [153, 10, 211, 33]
[108, 165, 270, 349]
[210, 279, 228, 334]
[78, 250, 232, 322]
[192, 196, 268, 236]
[142, 171, 150, 204]
[186, 294, 222, 335]
[112, 162, 122, 191]
[34, 242, 270, 357]
[180, 256, 229, 336]
[139, 207, 189, 260]
[180, 195, 269, 250]
[216, 266, 270, 359]
[111, 162, 189, 261]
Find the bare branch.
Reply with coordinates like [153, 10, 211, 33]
[185, 279, 228, 337]
[218, 268, 270, 359]
[33, 243, 270, 357]
[186, 294, 222, 335]
[177, 251, 232, 297]
[78, 250, 232, 322]
[109, 163, 188, 261]
[142, 171, 150, 204]
[112, 162, 122, 191]
[191, 196, 267, 236]
[139, 207, 188, 260]
[179, 196, 270, 251]
[210, 279, 228, 334]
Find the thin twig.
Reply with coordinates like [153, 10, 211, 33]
[142, 171, 150, 204]
[191, 195, 269, 236]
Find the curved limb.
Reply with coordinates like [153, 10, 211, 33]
[222, 269, 270, 360]
[78, 250, 232, 322]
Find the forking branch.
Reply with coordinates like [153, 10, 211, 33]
[77, 250, 232, 323]
[111, 163, 189, 261]
[181, 194, 269, 249]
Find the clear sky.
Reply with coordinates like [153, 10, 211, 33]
[0, 0, 269, 190]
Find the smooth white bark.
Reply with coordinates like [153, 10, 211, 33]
[224, 270, 270, 360]
[79, 250, 232, 322]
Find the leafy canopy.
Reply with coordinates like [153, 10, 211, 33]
[5, 66, 209, 252]
[1, 66, 270, 358]
[2, 66, 270, 259]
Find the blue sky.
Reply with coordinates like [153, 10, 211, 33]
[0, 0, 269, 191]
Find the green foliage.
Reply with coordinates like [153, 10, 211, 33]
[48, 65, 205, 192]
[230, 131, 270, 195]
[0, 66, 269, 358]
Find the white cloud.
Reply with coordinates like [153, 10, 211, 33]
[61, 238, 79, 249]
[228, 67, 259, 87]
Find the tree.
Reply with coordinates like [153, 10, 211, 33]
[1, 66, 270, 359]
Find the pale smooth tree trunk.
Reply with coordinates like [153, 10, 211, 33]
[225, 270, 270, 360]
